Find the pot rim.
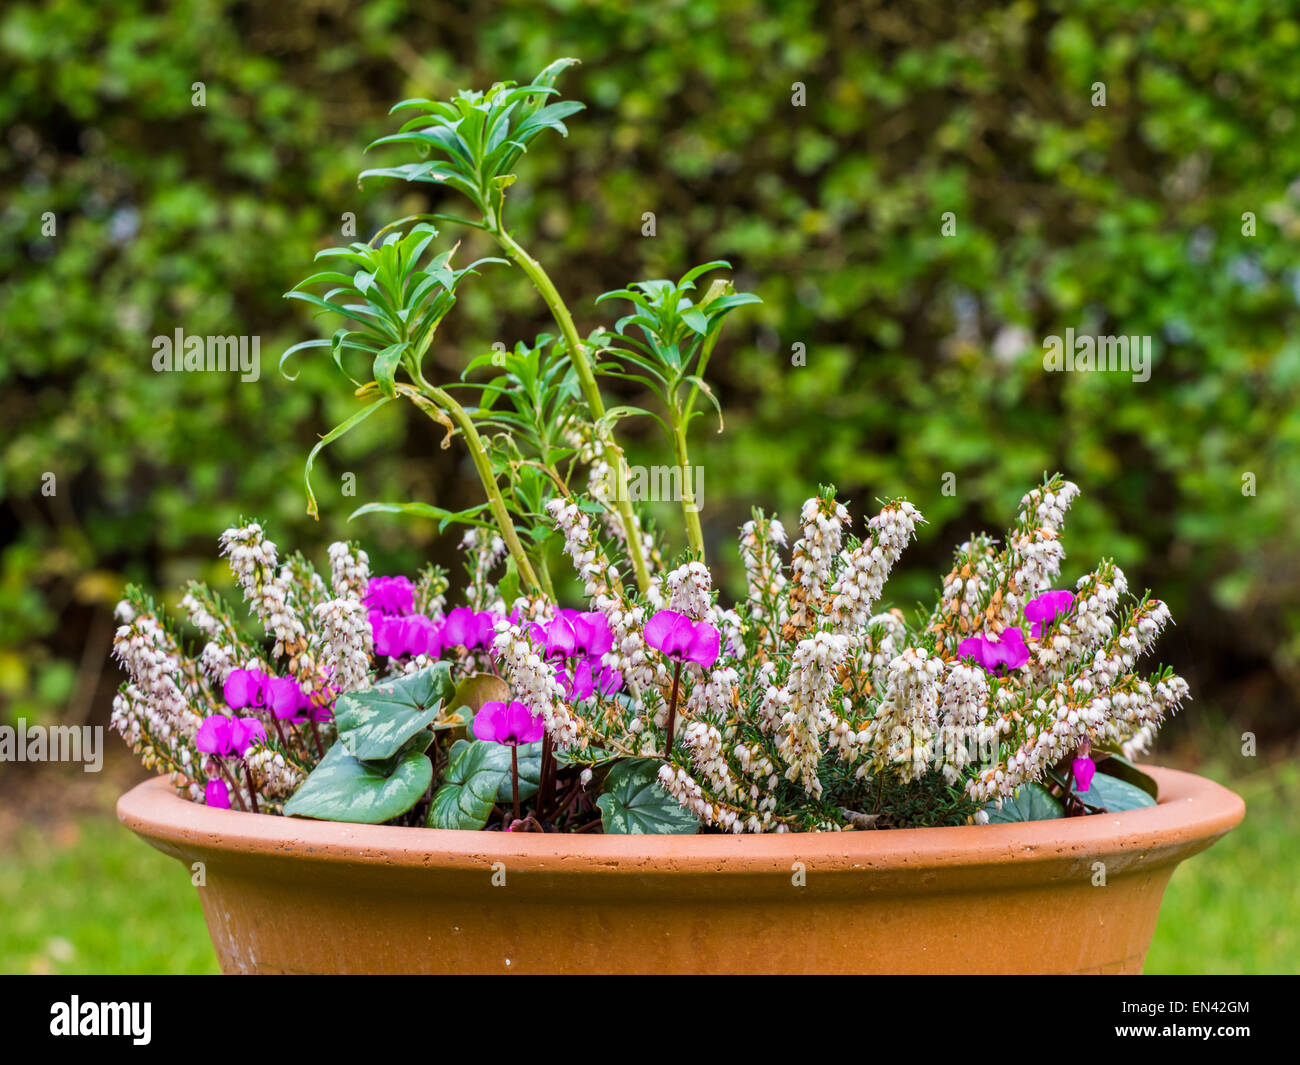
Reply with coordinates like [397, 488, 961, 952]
[118, 765, 1243, 873]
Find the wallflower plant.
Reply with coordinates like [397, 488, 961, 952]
[111, 61, 1188, 834]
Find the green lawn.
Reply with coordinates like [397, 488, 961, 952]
[1145, 759, 1299, 974]
[0, 819, 218, 975]
[1, 762, 1292, 974]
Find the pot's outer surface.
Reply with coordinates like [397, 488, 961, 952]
[117, 766, 1243, 974]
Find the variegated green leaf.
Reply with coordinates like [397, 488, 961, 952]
[1082, 772, 1157, 812]
[982, 781, 1065, 823]
[284, 743, 431, 824]
[334, 662, 456, 761]
[596, 758, 700, 835]
[427, 738, 542, 829]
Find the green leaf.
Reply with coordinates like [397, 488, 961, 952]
[333, 663, 456, 761]
[303, 398, 392, 519]
[1082, 772, 1158, 812]
[596, 759, 699, 834]
[1095, 754, 1160, 800]
[440, 672, 510, 733]
[284, 743, 432, 824]
[427, 738, 542, 829]
[982, 781, 1065, 823]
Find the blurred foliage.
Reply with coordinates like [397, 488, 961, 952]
[1, 0, 1297, 745]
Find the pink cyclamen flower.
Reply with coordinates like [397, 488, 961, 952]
[558, 656, 624, 701]
[531, 613, 578, 659]
[196, 714, 266, 758]
[205, 779, 230, 809]
[224, 668, 312, 722]
[1071, 755, 1096, 793]
[363, 576, 415, 616]
[567, 610, 614, 658]
[1024, 590, 1076, 639]
[473, 701, 544, 746]
[956, 627, 1029, 673]
[441, 607, 498, 652]
[644, 610, 721, 669]
[371, 613, 442, 659]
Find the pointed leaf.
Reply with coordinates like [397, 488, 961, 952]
[284, 743, 432, 824]
[596, 758, 700, 834]
[334, 663, 457, 761]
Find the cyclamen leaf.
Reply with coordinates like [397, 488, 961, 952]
[1093, 754, 1160, 800]
[1082, 772, 1158, 812]
[982, 781, 1065, 823]
[284, 743, 431, 824]
[334, 663, 456, 761]
[596, 759, 700, 835]
[427, 738, 542, 830]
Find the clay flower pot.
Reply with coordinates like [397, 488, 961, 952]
[117, 765, 1242, 974]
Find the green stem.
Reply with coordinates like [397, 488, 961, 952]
[491, 225, 652, 594]
[413, 372, 544, 598]
[669, 401, 705, 559]
[664, 659, 683, 755]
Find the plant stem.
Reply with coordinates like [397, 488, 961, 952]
[242, 761, 260, 814]
[413, 374, 544, 598]
[510, 744, 521, 824]
[216, 760, 246, 811]
[664, 659, 683, 755]
[538, 732, 556, 817]
[669, 403, 705, 559]
[491, 226, 652, 593]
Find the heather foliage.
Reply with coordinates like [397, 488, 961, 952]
[111, 62, 1186, 832]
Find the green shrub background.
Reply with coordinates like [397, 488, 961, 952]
[2, 0, 1297, 755]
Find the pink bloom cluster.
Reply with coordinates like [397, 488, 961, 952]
[531, 609, 624, 701]
[366, 575, 501, 659]
[957, 590, 1077, 674]
[223, 668, 327, 723]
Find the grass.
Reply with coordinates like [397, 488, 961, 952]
[0, 818, 218, 975]
[1144, 758, 1300, 974]
[0, 760, 1293, 975]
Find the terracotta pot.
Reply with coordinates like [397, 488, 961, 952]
[117, 766, 1242, 974]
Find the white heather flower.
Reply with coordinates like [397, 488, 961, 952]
[860, 647, 944, 783]
[826, 500, 920, 635]
[935, 662, 992, 784]
[666, 560, 713, 620]
[327, 540, 370, 599]
[222, 523, 307, 657]
[314, 597, 373, 694]
[775, 631, 853, 797]
[492, 618, 578, 748]
[246, 746, 304, 801]
[788, 493, 850, 630]
[738, 514, 789, 643]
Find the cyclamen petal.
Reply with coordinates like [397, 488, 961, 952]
[1072, 755, 1096, 793]
[957, 628, 1029, 673]
[474, 700, 543, 745]
[686, 622, 721, 669]
[197, 714, 265, 757]
[223, 668, 263, 710]
[645, 609, 721, 668]
[1025, 589, 1076, 639]
[573, 611, 614, 657]
[205, 779, 230, 809]
[229, 716, 266, 757]
[195, 715, 232, 755]
[363, 576, 415, 616]
[265, 676, 309, 721]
